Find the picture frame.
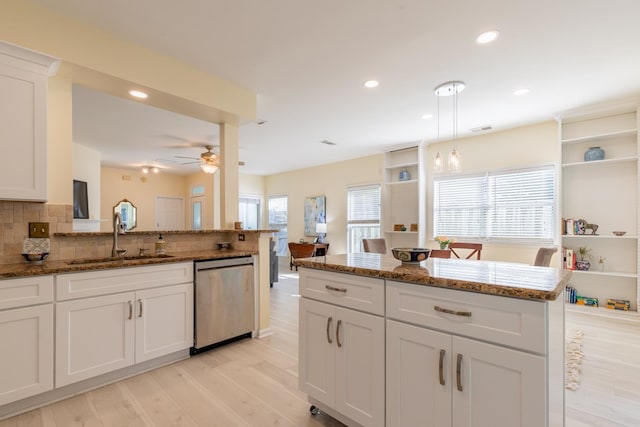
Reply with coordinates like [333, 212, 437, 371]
[304, 195, 326, 236]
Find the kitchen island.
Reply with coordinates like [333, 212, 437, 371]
[296, 253, 571, 427]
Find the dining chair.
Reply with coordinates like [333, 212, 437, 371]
[288, 242, 316, 271]
[534, 247, 558, 267]
[362, 238, 387, 254]
[429, 249, 451, 259]
[448, 242, 483, 260]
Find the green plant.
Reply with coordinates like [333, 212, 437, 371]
[578, 246, 593, 261]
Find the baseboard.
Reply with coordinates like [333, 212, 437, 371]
[256, 327, 273, 338]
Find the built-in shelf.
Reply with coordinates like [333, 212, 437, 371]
[561, 128, 637, 145]
[385, 230, 418, 234]
[565, 302, 639, 319]
[562, 234, 638, 239]
[384, 179, 418, 186]
[562, 156, 638, 168]
[568, 269, 637, 279]
[384, 161, 418, 170]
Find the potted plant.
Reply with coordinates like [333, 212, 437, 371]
[435, 236, 455, 250]
[576, 246, 592, 271]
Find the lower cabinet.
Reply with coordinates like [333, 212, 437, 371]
[56, 283, 193, 387]
[387, 319, 546, 427]
[0, 304, 54, 405]
[299, 297, 385, 427]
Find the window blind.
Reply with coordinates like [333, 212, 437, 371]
[434, 166, 556, 244]
[347, 184, 381, 253]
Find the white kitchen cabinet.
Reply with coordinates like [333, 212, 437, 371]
[0, 303, 54, 405]
[55, 263, 194, 387]
[299, 270, 385, 427]
[135, 283, 193, 363]
[561, 104, 639, 315]
[387, 320, 545, 427]
[0, 41, 57, 201]
[55, 292, 135, 387]
[386, 280, 563, 427]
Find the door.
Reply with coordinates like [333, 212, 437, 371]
[56, 293, 135, 387]
[299, 298, 336, 409]
[156, 196, 184, 230]
[0, 304, 53, 405]
[452, 336, 546, 427]
[334, 306, 385, 427]
[135, 284, 194, 363]
[386, 319, 452, 427]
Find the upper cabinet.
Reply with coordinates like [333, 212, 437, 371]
[383, 146, 419, 249]
[561, 104, 639, 316]
[0, 41, 58, 201]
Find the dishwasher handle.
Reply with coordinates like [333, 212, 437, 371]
[196, 257, 253, 271]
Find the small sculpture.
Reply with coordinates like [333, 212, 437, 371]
[576, 219, 598, 235]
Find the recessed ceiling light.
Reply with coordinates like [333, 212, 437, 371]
[151, 167, 159, 173]
[364, 80, 379, 88]
[513, 88, 530, 96]
[141, 167, 149, 174]
[421, 114, 433, 120]
[129, 90, 148, 99]
[476, 30, 499, 44]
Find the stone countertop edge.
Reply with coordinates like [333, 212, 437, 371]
[295, 254, 572, 302]
[54, 229, 278, 237]
[0, 250, 256, 279]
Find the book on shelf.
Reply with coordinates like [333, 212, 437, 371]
[562, 248, 575, 270]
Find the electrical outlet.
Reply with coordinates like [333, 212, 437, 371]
[238, 233, 245, 241]
[29, 222, 49, 238]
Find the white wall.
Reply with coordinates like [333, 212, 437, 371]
[424, 120, 560, 264]
[266, 154, 383, 255]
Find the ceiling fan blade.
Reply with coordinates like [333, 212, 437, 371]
[175, 155, 200, 160]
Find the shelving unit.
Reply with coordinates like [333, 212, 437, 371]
[383, 146, 419, 249]
[561, 105, 639, 317]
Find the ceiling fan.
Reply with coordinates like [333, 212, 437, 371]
[174, 144, 219, 165]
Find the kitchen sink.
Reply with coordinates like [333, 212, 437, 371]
[67, 254, 175, 265]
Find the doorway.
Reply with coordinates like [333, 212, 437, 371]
[156, 196, 185, 230]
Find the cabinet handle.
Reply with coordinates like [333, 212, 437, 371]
[326, 317, 333, 344]
[128, 300, 133, 320]
[325, 285, 347, 293]
[434, 305, 472, 317]
[439, 349, 446, 386]
[138, 299, 143, 318]
[456, 353, 463, 392]
[336, 320, 342, 348]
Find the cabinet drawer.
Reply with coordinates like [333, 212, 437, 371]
[299, 269, 384, 315]
[56, 262, 194, 301]
[386, 281, 546, 354]
[0, 275, 53, 310]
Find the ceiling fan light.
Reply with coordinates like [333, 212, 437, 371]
[201, 158, 218, 174]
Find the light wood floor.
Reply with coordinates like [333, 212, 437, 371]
[1, 273, 639, 426]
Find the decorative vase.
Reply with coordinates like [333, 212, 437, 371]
[439, 242, 448, 250]
[399, 169, 410, 181]
[575, 260, 591, 271]
[584, 146, 605, 162]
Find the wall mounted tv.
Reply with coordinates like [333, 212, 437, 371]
[73, 180, 89, 219]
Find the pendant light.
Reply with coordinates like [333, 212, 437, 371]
[434, 80, 465, 173]
[433, 93, 443, 172]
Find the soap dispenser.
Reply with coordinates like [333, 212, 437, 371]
[155, 234, 166, 255]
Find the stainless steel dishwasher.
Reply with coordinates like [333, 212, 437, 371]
[192, 256, 255, 354]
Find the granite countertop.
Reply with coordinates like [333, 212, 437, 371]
[54, 229, 278, 237]
[295, 253, 571, 302]
[0, 250, 256, 279]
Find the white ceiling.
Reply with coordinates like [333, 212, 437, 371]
[33, 0, 640, 176]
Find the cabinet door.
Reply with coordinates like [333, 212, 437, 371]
[386, 319, 452, 427]
[0, 55, 48, 201]
[0, 304, 53, 405]
[299, 297, 336, 408]
[452, 336, 546, 427]
[56, 293, 135, 387]
[135, 283, 194, 363]
[335, 306, 385, 427]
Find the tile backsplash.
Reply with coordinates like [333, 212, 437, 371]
[0, 201, 262, 265]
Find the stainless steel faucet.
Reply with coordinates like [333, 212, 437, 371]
[111, 212, 127, 258]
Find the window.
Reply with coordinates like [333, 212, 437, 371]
[347, 184, 381, 253]
[268, 195, 288, 256]
[239, 195, 261, 230]
[434, 166, 556, 244]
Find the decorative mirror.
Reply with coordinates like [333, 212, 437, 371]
[113, 199, 137, 231]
